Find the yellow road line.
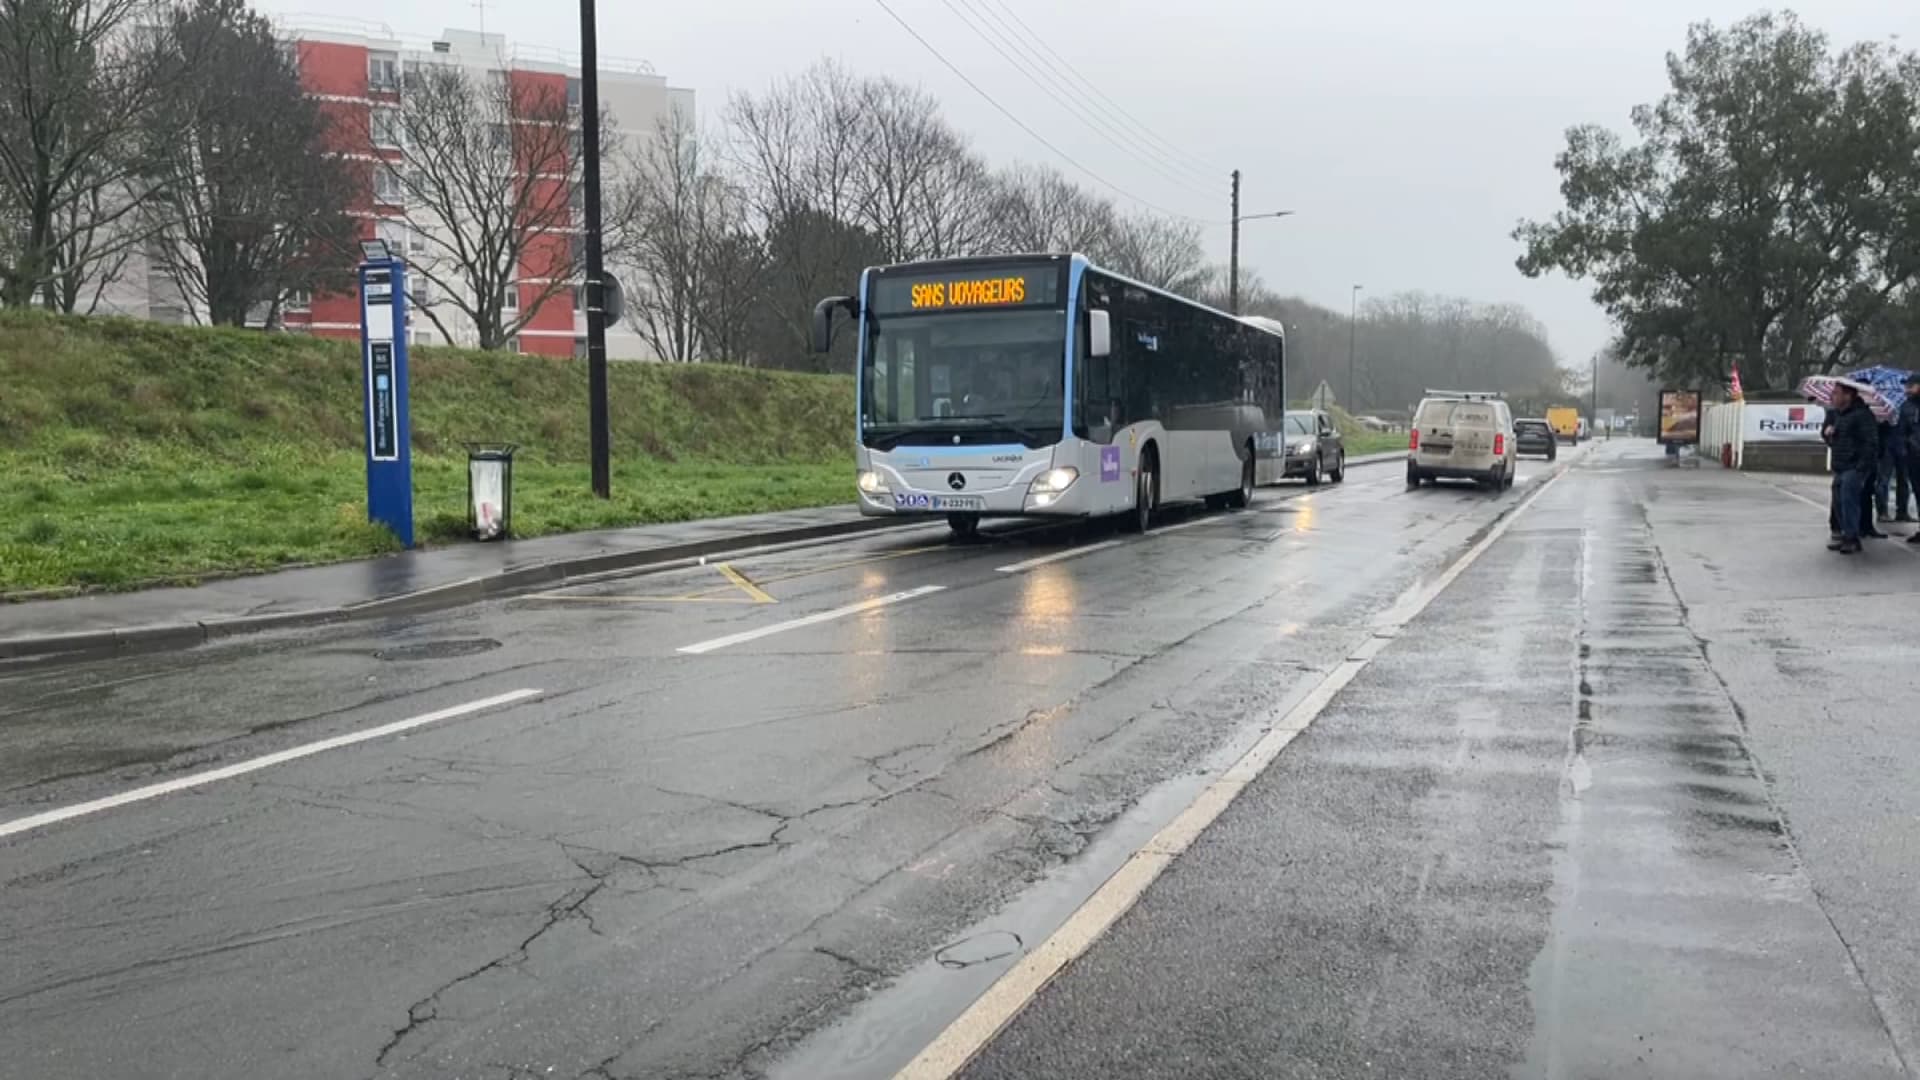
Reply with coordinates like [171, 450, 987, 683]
[523, 593, 764, 605]
[716, 562, 778, 604]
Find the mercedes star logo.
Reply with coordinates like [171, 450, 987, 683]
[948, 473, 967, 491]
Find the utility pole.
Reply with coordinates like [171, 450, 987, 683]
[580, 0, 610, 499]
[1226, 170, 1290, 317]
[1228, 170, 1241, 315]
[1348, 284, 1363, 414]
[1591, 352, 1600, 440]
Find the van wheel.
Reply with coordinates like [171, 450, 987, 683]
[1406, 463, 1421, 488]
[1225, 452, 1254, 509]
[947, 513, 981, 540]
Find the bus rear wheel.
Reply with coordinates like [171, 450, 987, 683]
[947, 513, 981, 541]
[1225, 452, 1254, 509]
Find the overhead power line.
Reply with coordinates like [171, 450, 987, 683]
[985, 0, 1229, 179]
[938, 0, 1219, 195]
[869, 0, 1217, 225]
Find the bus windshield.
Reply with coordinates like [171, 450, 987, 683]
[861, 309, 1066, 449]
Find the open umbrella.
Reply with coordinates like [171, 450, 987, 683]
[1848, 365, 1913, 410]
[1800, 375, 1895, 421]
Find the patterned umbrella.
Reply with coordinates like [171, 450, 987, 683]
[1848, 366, 1913, 412]
[1800, 375, 1895, 421]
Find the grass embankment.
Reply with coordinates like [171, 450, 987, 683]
[0, 311, 852, 595]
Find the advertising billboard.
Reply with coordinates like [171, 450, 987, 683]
[1741, 402, 1825, 444]
[1658, 389, 1701, 446]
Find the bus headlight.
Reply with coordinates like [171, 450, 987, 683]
[1027, 467, 1079, 509]
[1030, 467, 1079, 494]
[857, 470, 888, 495]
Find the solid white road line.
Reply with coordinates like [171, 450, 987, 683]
[992, 540, 1125, 574]
[677, 586, 946, 655]
[894, 467, 1571, 1080]
[0, 688, 545, 841]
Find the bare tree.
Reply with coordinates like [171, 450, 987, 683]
[990, 163, 1117, 255]
[851, 76, 994, 261]
[142, 0, 356, 326]
[621, 110, 747, 362]
[1102, 211, 1211, 293]
[0, 0, 176, 309]
[392, 62, 619, 350]
[726, 60, 885, 367]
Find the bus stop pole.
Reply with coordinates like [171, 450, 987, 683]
[581, 0, 611, 499]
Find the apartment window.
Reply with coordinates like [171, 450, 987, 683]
[569, 129, 584, 160]
[572, 284, 583, 313]
[569, 184, 584, 213]
[573, 336, 588, 358]
[368, 52, 400, 92]
[508, 336, 523, 354]
[371, 108, 401, 149]
[566, 77, 582, 110]
[569, 233, 585, 269]
[502, 284, 519, 312]
[413, 329, 435, 347]
[284, 289, 312, 312]
[373, 164, 404, 204]
[489, 123, 511, 153]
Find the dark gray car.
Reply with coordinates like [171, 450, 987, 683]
[1282, 410, 1346, 485]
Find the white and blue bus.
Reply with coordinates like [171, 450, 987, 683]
[812, 253, 1285, 538]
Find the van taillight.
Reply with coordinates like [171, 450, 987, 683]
[1494, 433, 1505, 456]
[1409, 428, 1420, 451]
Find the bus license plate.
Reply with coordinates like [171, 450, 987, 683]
[936, 495, 984, 511]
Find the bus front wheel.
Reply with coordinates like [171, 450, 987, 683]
[947, 513, 981, 541]
[1127, 466, 1155, 533]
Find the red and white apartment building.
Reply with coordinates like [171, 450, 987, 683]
[102, 22, 691, 360]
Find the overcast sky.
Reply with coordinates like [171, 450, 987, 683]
[259, 0, 1917, 369]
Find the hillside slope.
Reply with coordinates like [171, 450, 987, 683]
[0, 311, 855, 593]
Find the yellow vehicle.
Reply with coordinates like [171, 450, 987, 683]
[1546, 407, 1580, 444]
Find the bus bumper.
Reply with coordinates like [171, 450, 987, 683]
[856, 469, 1095, 518]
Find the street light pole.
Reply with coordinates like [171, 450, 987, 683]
[1348, 284, 1363, 414]
[580, 0, 610, 499]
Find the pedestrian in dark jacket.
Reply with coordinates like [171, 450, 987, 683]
[1901, 376, 1920, 535]
[1829, 386, 1878, 554]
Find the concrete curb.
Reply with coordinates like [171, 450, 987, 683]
[0, 454, 1415, 667]
[0, 514, 910, 665]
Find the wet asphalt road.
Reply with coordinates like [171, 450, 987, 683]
[4, 444, 1914, 1080]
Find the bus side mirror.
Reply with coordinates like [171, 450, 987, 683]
[812, 296, 854, 354]
[1088, 309, 1112, 358]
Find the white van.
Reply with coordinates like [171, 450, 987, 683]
[1406, 391, 1516, 491]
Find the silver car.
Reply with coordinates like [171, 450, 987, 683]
[1281, 410, 1346, 486]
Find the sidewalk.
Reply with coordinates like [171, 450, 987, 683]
[953, 441, 1920, 1078]
[0, 504, 903, 661]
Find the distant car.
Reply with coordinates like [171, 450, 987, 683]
[1514, 418, 1558, 460]
[1407, 391, 1516, 492]
[1282, 410, 1346, 486]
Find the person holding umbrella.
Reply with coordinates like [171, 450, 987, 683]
[1904, 375, 1920, 539]
[1827, 381, 1879, 554]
